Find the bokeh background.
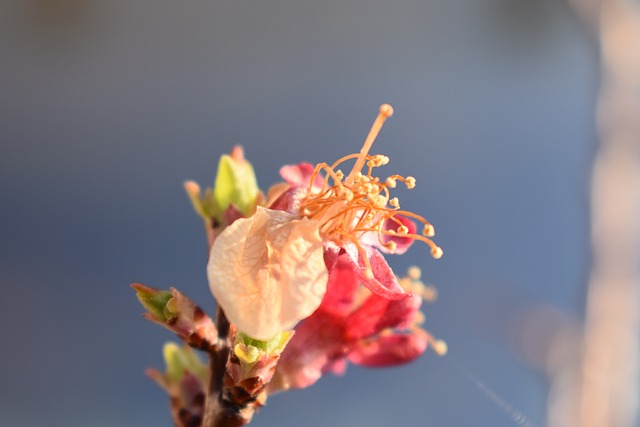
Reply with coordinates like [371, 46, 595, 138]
[0, 1, 600, 426]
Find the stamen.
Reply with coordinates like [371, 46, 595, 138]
[345, 104, 394, 186]
[300, 103, 443, 264]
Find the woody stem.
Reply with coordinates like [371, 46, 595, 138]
[201, 308, 254, 427]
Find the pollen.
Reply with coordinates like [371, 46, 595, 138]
[299, 104, 443, 277]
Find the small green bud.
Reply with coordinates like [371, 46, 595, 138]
[213, 146, 259, 219]
[163, 342, 207, 383]
[133, 284, 173, 322]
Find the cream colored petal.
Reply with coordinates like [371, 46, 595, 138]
[208, 207, 327, 340]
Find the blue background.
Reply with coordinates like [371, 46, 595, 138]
[0, 0, 596, 426]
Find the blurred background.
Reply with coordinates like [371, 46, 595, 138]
[2, 0, 634, 426]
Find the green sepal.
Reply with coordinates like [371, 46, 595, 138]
[234, 331, 294, 364]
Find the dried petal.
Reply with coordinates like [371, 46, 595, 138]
[208, 207, 328, 340]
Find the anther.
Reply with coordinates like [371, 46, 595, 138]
[344, 189, 354, 202]
[397, 225, 409, 235]
[430, 246, 443, 259]
[385, 177, 397, 188]
[432, 339, 448, 356]
[386, 241, 397, 253]
[379, 103, 394, 118]
[423, 224, 435, 237]
[405, 176, 416, 189]
[390, 197, 399, 208]
[408, 266, 421, 280]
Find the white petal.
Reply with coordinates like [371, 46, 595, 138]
[208, 207, 328, 340]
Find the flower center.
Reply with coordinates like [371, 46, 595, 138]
[299, 104, 442, 277]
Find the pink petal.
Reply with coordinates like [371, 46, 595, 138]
[222, 204, 244, 227]
[360, 246, 406, 299]
[380, 215, 417, 255]
[268, 185, 308, 213]
[348, 331, 428, 367]
[270, 312, 348, 391]
[344, 292, 421, 340]
[319, 251, 360, 316]
[280, 163, 324, 189]
[326, 242, 406, 300]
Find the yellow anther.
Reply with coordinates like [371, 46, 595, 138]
[335, 170, 344, 181]
[386, 241, 397, 253]
[422, 285, 438, 302]
[371, 154, 389, 167]
[408, 266, 421, 280]
[344, 189, 354, 202]
[379, 103, 394, 118]
[430, 246, 443, 259]
[397, 225, 409, 235]
[406, 176, 416, 189]
[432, 340, 448, 356]
[375, 195, 388, 207]
[385, 177, 397, 188]
[389, 197, 399, 208]
[423, 224, 435, 237]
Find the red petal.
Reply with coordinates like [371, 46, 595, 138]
[268, 185, 307, 213]
[344, 292, 421, 340]
[326, 242, 405, 300]
[348, 331, 428, 367]
[270, 311, 348, 391]
[380, 215, 417, 255]
[359, 246, 406, 299]
[320, 251, 360, 316]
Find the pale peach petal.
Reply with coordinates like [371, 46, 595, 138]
[208, 207, 327, 340]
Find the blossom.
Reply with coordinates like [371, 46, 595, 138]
[208, 103, 442, 344]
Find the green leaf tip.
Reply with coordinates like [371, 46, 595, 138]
[132, 283, 173, 322]
[162, 342, 207, 383]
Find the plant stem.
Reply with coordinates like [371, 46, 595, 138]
[202, 308, 254, 427]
